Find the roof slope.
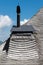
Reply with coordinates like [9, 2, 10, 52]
[25, 7, 43, 59]
[25, 8, 43, 30]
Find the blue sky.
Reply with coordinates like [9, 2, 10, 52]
[0, 0, 43, 41]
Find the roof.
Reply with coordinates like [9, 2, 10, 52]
[25, 8, 43, 26]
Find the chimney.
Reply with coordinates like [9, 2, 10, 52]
[16, 5, 20, 27]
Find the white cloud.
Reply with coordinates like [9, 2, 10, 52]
[20, 19, 29, 25]
[0, 15, 12, 28]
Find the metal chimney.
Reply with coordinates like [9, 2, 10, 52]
[16, 5, 20, 27]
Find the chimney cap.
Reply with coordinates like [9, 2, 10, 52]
[17, 5, 20, 13]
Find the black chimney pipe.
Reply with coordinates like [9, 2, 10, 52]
[16, 5, 20, 27]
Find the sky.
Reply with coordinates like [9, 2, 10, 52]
[0, 0, 43, 41]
